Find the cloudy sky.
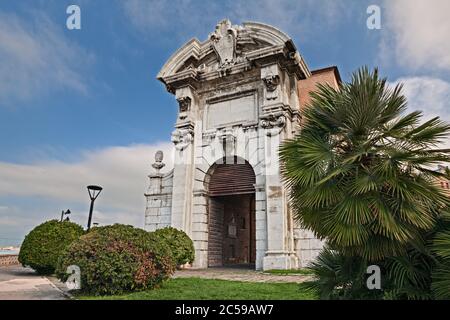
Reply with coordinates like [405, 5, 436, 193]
[1, 0, 449, 246]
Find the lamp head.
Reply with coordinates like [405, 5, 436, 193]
[87, 185, 103, 200]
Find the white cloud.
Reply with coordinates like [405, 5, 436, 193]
[0, 11, 94, 107]
[392, 76, 450, 122]
[0, 142, 173, 241]
[391, 76, 450, 148]
[382, 0, 450, 72]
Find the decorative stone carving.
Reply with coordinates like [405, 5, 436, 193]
[263, 75, 280, 91]
[210, 19, 237, 68]
[263, 74, 280, 100]
[176, 96, 191, 120]
[152, 150, 166, 174]
[260, 114, 286, 129]
[260, 114, 286, 136]
[171, 127, 194, 151]
[157, 20, 311, 91]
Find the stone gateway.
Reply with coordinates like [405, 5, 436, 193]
[145, 19, 341, 270]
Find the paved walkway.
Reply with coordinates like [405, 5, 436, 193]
[174, 267, 312, 283]
[0, 265, 67, 300]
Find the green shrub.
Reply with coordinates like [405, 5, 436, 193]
[56, 224, 175, 295]
[151, 227, 195, 267]
[18, 220, 84, 275]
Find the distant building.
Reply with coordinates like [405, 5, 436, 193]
[145, 20, 340, 270]
[436, 165, 450, 196]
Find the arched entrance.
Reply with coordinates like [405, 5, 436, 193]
[206, 158, 256, 267]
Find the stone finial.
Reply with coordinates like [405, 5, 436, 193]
[152, 150, 165, 174]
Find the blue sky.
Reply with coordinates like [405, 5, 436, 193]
[1, 0, 450, 246]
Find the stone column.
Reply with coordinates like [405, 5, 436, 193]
[254, 183, 267, 270]
[260, 64, 299, 270]
[170, 125, 194, 232]
[190, 189, 209, 268]
[170, 87, 197, 234]
[145, 151, 172, 231]
[261, 129, 298, 270]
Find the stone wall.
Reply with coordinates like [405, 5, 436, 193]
[0, 254, 19, 266]
[144, 170, 173, 232]
[294, 228, 324, 268]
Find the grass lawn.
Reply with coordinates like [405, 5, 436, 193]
[78, 277, 317, 300]
[263, 269, 314, 276]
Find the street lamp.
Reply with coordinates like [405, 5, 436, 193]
[86, 185, 102, 231]
[60, 209, 71, 222]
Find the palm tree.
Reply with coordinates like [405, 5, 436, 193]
[305, 246, 381, 299]
[431, 214, 450, 299]
[280, 67, 450, 262]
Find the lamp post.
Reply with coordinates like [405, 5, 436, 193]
[86, 185, 102, 231]
[60, 209, 71, 222]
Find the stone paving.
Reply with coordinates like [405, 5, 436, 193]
[0, 265, 67, 300]
[174, 267, 313, 283]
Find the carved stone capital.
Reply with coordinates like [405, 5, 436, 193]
[260, 114, 286, 136]
[171, 127, 194, 151]
[217, 127, 237, 141]
[202, 131, 216, 145]
[217, 127, 237, 156]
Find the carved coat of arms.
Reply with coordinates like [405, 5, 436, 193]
[209, 19, 237, 67]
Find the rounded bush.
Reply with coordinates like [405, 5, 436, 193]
[56, 224, 175, 295]
[151, 227, 195, 267]
[18, 220, 84, 275]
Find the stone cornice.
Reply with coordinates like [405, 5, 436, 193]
[158, 20, 311, 94]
